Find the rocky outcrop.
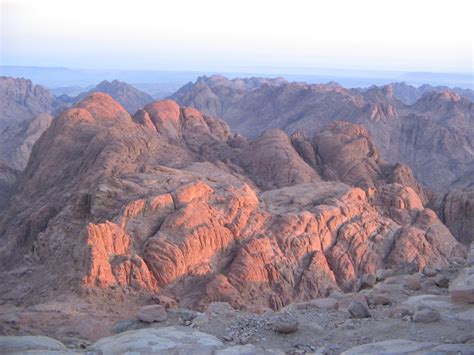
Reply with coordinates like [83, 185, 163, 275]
[0, 94, 465, 314]
[237, 129, 320, 189]
[0, 76, 63, 124]
[90, 326, 224, 354]
[1, 113, 54, 170]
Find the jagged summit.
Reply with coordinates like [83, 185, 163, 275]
[74, 79, 154, 114]
[171, 75, 474, 189]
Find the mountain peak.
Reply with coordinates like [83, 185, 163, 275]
[73, 92, 130, 121]
[76, 79, 154, 113]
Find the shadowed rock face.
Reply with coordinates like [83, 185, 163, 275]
[435, 172, 474, 246]
[0, 77, 63, 124]
[0, 162, 18, 210]
[0, 94, 465, 311]
[0, 77, 65, 169]
[172, 75, 474, 189]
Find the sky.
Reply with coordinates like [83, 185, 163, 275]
[1, 0, 473, 73]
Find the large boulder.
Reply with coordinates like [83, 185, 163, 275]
[341, 339, 436, 354]
[0, 335, 67, 353]
[89, 326, 223, 354]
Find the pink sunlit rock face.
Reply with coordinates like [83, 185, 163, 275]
[0, 94, 465, 313]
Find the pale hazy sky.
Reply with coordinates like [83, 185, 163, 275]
[1, 0, 473, 72]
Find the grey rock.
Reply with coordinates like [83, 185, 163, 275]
[111, 318, 139, 334]
[137, 304, 167, 323]
[178, 308, 195, 321]
[0, 335, 67, 352]
[216, 344, 285, 354]
[193, 313, 210, 328]
[273, 316, 299, 334]
[450, 266, 474, 303]
[369, 294, 392, 306]
[341, 339, 435, 354]
[413, 309, 440, 323]
[454, 308, 474, 322]
[429, 343, 474, 354]
[423, 267, 438, 277]
[207, 302, 235, 315]
[348, 301, 371, 318]
[403, 294, 461, 312]
[90, 326, 223, 354]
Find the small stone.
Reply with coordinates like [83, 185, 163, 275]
[412, 309, 440, 323]
[348, 301, 371, 318]
[434, 274, 449, 288]
[273, 316, 299, 334]
[223, 335, 233, 342]
[137, 305, 167, 323]
[423, 267, 438, 277]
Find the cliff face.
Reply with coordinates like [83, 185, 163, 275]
[0, 94, 465, 311]
[0, 76, 63, 124]
[0, 77, 65, 169]
[434, 171, 474, 246]
[172, 76, 474, 189]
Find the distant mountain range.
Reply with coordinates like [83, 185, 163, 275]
[2, 75, 473, 190]
[65, 79, 154, 113]
[171, 75, 474, 190]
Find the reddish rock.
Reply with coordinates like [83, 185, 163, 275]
[0, 94, 465, 313]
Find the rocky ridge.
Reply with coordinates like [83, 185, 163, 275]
[71, 79, 154, 114]
[0, 93, 471, 353]
[172, 75, 474, 189]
